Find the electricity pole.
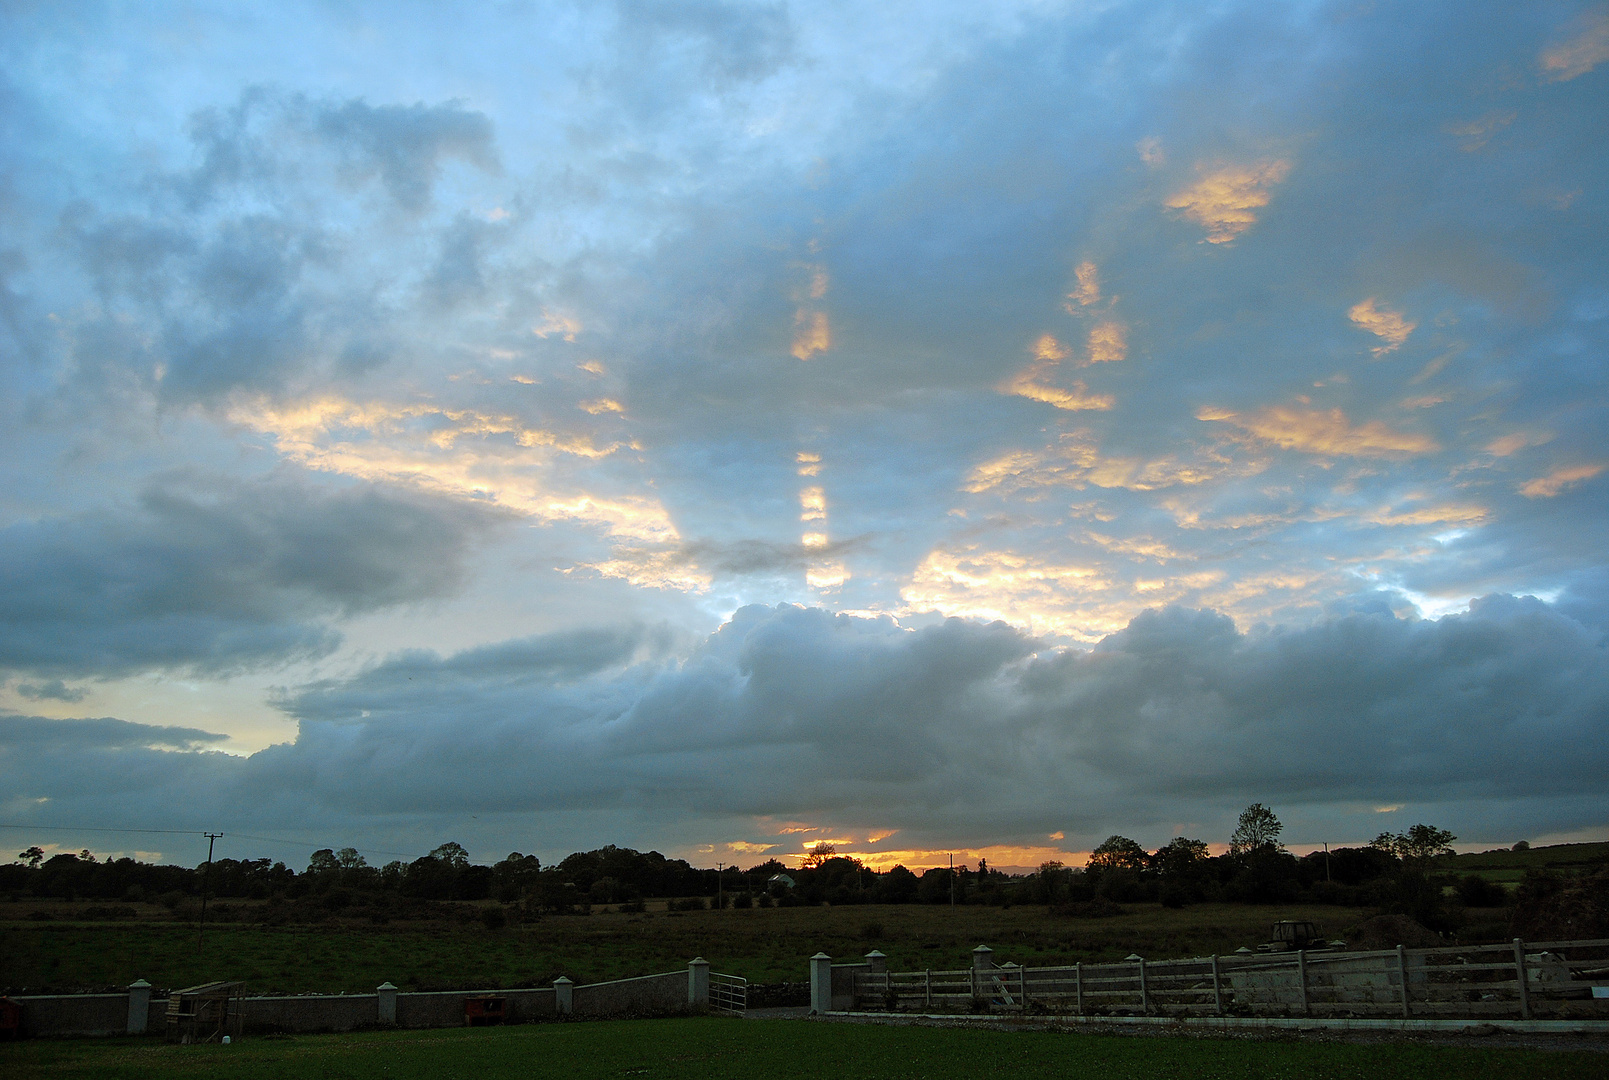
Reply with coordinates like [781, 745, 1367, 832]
[949, 853, 955, 909]
[716, 862, 724, 910]
[198, 832, 222, 962]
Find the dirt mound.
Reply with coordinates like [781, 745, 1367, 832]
[1347, 913, 1442, 950]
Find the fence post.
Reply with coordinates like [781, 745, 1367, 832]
[689, 957, 711, 1009]
[1397, 946, 1410, 1019]
[1297, 951, 1308, 1016]
[553, 976, 573, 1016]
[810, 953, 833, 1015]
[1513, 938, 1531, 1020]
[1075, 962, 1083, 1015]
[126, 980, 152, 1035]
[376, 982, 397, 1026]
[1211, 955, 1223, 1015]
[972, 945, 992, 1006]
[1137, 957, 1148, 1015]
[925, 969, 932, 1010]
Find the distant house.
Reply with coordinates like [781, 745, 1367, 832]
[767, 873, 796, 890]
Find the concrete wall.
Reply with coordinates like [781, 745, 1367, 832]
[241, 994, 380, 1034]
[13, 971, 685, 1037]
[395, 988, 556, 1028]
[572, 971, 687, 1017]
[12, 994, 128, 1038]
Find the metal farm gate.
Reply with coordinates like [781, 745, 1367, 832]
[710, 972, 747, 1015]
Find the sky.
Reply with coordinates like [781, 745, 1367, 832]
[1, 0, 1607, 874]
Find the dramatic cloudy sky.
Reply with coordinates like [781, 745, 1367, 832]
[2, 1, 1607, 872]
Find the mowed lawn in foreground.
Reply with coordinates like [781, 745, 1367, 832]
[3, 902, 1375, 993]
[4, 1017, 1605, 1080]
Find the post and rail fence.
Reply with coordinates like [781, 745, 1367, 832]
[816, 938, 1609, 1023]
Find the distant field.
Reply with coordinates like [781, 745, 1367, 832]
[3, 1016, 1605, 1080]
[3, 901, 1369, 994]
[1449, 842, 1609, 883]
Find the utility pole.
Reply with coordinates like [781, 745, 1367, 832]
[1323, 842, 1331, 883]
[949, 853, 955, 910]
[198, 832, 222, 962]
[716, 862, 724, 910]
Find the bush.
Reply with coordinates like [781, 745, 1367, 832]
[667, 897, 707, 912]
[1455, 874, 1509, 908]
[1050, 899, 1124, 919]
[80, 905, 138, 920]
[732, 892, 752, 909]
[480, 906, 507, 930]
[617, 900, 647, 914]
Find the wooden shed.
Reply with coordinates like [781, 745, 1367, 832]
[165, 981, 244, 1043]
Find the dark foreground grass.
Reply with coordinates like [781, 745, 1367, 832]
[2, 902, 1367, 993]
[3, 1017, 1605, 1080]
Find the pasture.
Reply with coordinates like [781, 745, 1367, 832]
[3, 1016, 1605, 1080]
[6, 900, 1372, 993]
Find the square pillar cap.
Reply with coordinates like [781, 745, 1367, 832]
[552, 976, 573, 986]
[689, 956, 708, 965]
[128, 979, 152, 989]
[377, 982, 397, 991]
[811, 952, 832, 960]
[1125, 953, 1144, 961]
[864, 950, 886, 959]
[972, 945, 994, 955]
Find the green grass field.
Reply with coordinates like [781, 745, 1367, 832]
[1449, 842, 1609, 884]
[3, 1016, 1604, 1080]
[3, 902, 1368, 994]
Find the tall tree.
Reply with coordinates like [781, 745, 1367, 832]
[1230, 804, 1284, 856]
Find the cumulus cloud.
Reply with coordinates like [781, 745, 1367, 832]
[8, 601, 1608, 852]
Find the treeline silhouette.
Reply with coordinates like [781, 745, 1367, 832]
[5, 821, 1499, 938]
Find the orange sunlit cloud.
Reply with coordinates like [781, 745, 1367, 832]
[1519, 463, 1606, 498]
[1197, 404, 1439, 457]
[1348, 298, 1416, 356]
[579, 398, 624, 414]
[965, 436, 1222, 496]
[1486, 432, 1554, 457]
[532, 310, 581, 341]
[1086, 321, 1127, 364]
[1541, 8, 1609, 81]
[792, 310, 831, 360]
[1001, 373, 1114, 412]
[1033, 334, 1070, 361]
[1067, 261, 1101, 307]
[1165, 159, 1291, 243]
[1443, 110, 1517, 152]
[796, 451, 821, 477]
[725, 841, 779, 854]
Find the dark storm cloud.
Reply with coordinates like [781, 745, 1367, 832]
[0, 714, 227, 752]
[12, 599, 1605, 850]
[0, 478, 508, 678]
